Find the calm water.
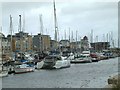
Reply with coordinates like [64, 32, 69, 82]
[2, 57, 118, 88]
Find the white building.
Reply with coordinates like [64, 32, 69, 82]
[59, 40, 70, 52]
[59, 40, 70, 47]
[81, 36, 89, 51]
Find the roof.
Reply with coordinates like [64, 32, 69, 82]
[60, 40, 69, 42]
[83, 36, 88, 40]
[0, 33, 5, 37]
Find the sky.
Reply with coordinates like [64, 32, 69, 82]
[0, 0, 119, 47]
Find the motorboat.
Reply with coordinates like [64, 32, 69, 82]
[96, 53, 108, 60]
[71, 50, 92, 63]
[41, 55, 71, 69]
[61, 55, 67, 60]
[36, 60, 44, 69]
[71, 54, 92, 63]
[14, 64, 35, 74]
[0, 70, 8, 77]
[2, 61, 15, 74]
[90, 53, 100, 62]
[53, 57, 71, 69]
[67, 53, 75, 60]
[0, 65, 8, 77]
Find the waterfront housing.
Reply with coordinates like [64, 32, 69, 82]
[7, 31, 33, 53]
[1, 34, 11, 55]
[70, 36, 89, 52]
[70, 41, 81, 52]
[90, 42, 110, 52]
[1, 29, 117, 63]
[0, 33, 3, 63]
[81, 36, 89, 51]
[0, 30, 112, 55]
[59, 40, 70, 52]
[0, 33, 11, 62]
[33, 33, 51, 53]
[50, 40, 59, 51]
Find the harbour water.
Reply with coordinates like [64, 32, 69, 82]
[2, 57, 118, 88]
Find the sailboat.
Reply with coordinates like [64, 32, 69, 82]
[36, 0, 71, 69]
[41, 55, 70, 69]
[14, 15, 35, 74]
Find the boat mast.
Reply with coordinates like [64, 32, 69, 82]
[111, 31, 115, 48]
[39, 14, 44, 52]
[39, 14, 43, 35]
[118, 31, 120, 48]
[64, 29, 66, 40]
[10, 15, 13, 61]
[71, 30, 73, 52]
[18, 15, 23, 59]
[103, 34, 105, 50]
[106, 33, 109, 49]
[53, 0, 58, 42]
[76, 30, 78, 52]
[95, 35, 98, 52]
[18, 15, 22, 32]
[80, 36, 82, 53]
[19, 15, 22, 53]
[106, 33, 108, 42]
[69, 28, 71, 42]
[109, 32, 111, 48]
[76, 30, 77, 42]
[57, 28, 60, 42]
[31, 33, 33, 52]
[71, 30, 73, 42]
[91, 29, 93, 43]
[22, 12, 25, 32]
[46, 28, 47, 35]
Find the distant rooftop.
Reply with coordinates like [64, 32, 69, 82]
[60, 40, 70, 42]
[83, 36, 88, 40]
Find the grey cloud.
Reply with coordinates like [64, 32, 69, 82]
[2, 2, 51, 10]
[1, 1, 118, 45]
[60, 2, 117, 16]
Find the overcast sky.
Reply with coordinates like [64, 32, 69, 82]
[1, 0, 118, 47]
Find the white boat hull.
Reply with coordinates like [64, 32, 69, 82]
[0, 71, 8, 77]
[71, 57, 92, 63]
[71, 59, 86, 63]
[14, 64, 35, 74]
[53, 60, 71, 69]
[15, 67, 34, 74]
[41, 55, 71, 69]
[36, 61, 44, 69]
